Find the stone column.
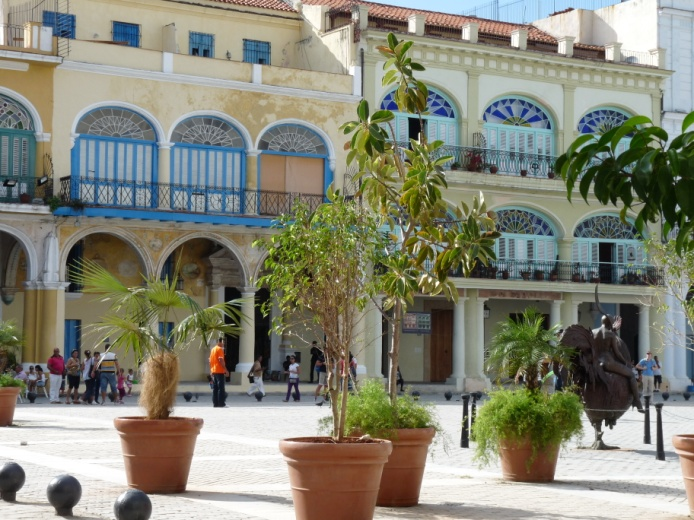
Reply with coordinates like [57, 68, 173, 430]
[22, 281, 68, 365]
[557, 238, 573, 281]
[365, 299, 384, 379]
[157, 143, 172, 209]
[447, 296, 467, 391]
[638, 304, 651, 360]
[561, 294, 579, 329]
[561, 85, 576, 160]
[245, 151, 260, 214]
[550, 300, 563, 329]
[661, 292, 675, 382]
[464, 291, 489, 391]
[674, 299, 689, 381]
[235, 288, 256, 374]
[466, 72, 480, 145]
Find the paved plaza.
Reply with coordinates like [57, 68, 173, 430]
[0, 385, 692, 520]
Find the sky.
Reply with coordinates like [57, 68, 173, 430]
[369, 1, 487, 15]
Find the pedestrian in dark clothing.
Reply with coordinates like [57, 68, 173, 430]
[309, 341, 321, 383]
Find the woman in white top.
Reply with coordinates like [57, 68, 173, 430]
[26, 365, 38, 393]
[282, 355, 300, 402]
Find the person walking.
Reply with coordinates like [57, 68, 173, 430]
[209, 338, 229, 408]
[91, 352, 101, 404]
[81, 350, 95, 404]
[637, 351, 658, 398]
[247, 355, 265, 397]
[653, 355, 663, 392]
[283, 355, 300, 402]
[309, 341, 321, 384]
[46, 348, 65, 404]
[117, 368, 127, 402]
[313, 352, 327, 402]
[65, 349, 81, 404]
[98, 345, 120, 405]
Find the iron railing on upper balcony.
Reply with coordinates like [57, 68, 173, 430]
[59, 176, 325, 217]
[0, 176, 53, 204]
[461, 258, 664, 286]
[0, 24, 26, 49]
[391, 141, 558, 178]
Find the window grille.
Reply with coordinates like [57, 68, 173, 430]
[42, 11, 76, 38]
[113, 21, 140, 47]
[243, 39, 270, 64]
[190, 32, 214, 58]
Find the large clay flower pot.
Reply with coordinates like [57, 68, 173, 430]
[377, 427, 435, 507]
[498, 437, 560, 482]
[279, 436, 392, 520]
[114, 416, 203, 494]
[0, 387, 21, 426]
[673, 434, 694, 516]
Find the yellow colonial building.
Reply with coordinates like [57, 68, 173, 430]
[0, 0, 687, 390]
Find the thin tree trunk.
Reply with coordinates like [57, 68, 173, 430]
[388, 300, 402, 403]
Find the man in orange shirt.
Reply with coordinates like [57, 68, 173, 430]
[209, 338, 229, 408]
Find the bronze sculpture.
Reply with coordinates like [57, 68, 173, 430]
[560, 287, 644, 449]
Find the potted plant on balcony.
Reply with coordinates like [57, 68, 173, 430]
[450, 161, 461, 171]
[254, 195, 392, 520]
[472, 307, 583, 482]
[489, 165, 499, 174]
[533, 269, 545, 281]
[465, 151, 484, 172]
[520, 270, 531, 280]
[76, 260, 244, 493]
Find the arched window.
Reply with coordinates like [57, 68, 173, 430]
[170, 116, 245, 213]
[577, 108, 633, 154]
[573, 214, 645, 283]
[483, 97, 553, 156]
[73, 107, 157, 207]
[0, 94, 36, 198]
[257, 124, 329, 214]
[495, 208, 557, 261]
[379, 88, 458, 146]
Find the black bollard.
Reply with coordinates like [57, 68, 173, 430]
[662, 392, 670, 401]
[114, 489, 152, 520]
[471, 392, 482, 429]
[412, 390, 421, 401]
[644, 395, 651, 444]
[0, 462, 26, 502]
[47, 474, 82, 516]
[444, 391, 452, 401]
[655, 403, 665, 461]
[255, 391, 264, 402]
[684, 392, 691, 401]
[461, 394, 470, 448]
[183, 391, 192, 402]
[27, 392, 37, 404]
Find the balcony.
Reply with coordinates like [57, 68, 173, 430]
[464, 259, 664, 286]
[393, 142, 557, 178]
[0, 176, 53, 204]
[58, 176, 325, 218]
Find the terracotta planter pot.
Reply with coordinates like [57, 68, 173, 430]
[377, 427, 435, 507]
[498, 437, 559, 482]
[673, 434, 694, 516]
[114, 416, 203, 494]
[279, 436, 392, 520]
[0, 387, 21, 426]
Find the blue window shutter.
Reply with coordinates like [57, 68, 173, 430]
[190, 32, 214, 58]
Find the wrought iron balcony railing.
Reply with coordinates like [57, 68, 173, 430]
[59, 176, 325, 217]
[392, 141, 558, 178]
[0, 176, 53, 204]
[462, 259, 664, 286]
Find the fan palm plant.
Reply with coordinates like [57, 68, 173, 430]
[75, 259, 244, 420]
[486, 307, 570, 391]
[0, 320, 23, 374]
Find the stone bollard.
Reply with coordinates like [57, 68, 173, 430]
[662, 392, 670, 401]
[255, 391, 264, 402]
[0, 462, 26, 502]
[47, 474, 82, 516]
[114, 489, 152, 520]
[183, 392, 193, 402]
[460, 393, 470, 448]
[27, 392, 37, 404]
[684, 392, 691, 401]
[444, 391, 452, 401]
[411, 390, 421, 401]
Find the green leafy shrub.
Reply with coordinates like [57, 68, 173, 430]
[0, 373, 26, 389]
[471, 388, 583, 467]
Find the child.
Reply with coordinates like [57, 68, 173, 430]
[126, 368, 134, 396]
[116, 368, 126, 403]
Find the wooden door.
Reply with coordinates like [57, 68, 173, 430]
[430, 309, 453, 382]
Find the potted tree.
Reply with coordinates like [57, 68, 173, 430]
[0, 374, 25, 427]
[341, 379, 445, 507]
[0, 320, 24, 427]
[254, 196, 393, 520]
[339, 34, 499, 508]
[76, 260, 244, 493]
[471, 307, 583, 482]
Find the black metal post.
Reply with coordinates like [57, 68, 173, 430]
[471, 392, 480, 429]
[644, 395, 651, 444]
[461, 393, 470, 448]
[655, 403, 665, 461]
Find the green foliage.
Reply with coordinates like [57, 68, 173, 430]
[0, 320, 23, 353]
[341, 379, 442, 439]
[254, 196, 386, 441]
[556, 113, 694, 254]
[471, 388, 583, 467]
[0, 373, 26, 389]
[486, 307, 571, 391]
[340, 33, 500, 399]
